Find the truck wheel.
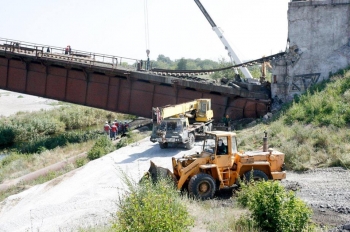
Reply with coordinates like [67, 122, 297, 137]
[185, 133, 195, 150]
[159, 142, 168, 149]
[188, 173, 216, 200]
[244, 170, 268, 182]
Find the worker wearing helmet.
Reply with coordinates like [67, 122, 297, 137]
[104, 121, 111, 137]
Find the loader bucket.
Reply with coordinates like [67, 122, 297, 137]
[140, 161, 177, 184]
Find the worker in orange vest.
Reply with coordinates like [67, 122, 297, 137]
[114, 119, 119, 135]
[104, 121, 111, 137]
[111, 123, 117, 140]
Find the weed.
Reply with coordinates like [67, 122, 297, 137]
[112, 170, 194, 232]
[75, 157, 88, 168]
[87, 136, 115, 160]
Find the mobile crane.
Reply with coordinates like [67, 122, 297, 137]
[194, 0, 257, 83]
[150, 99, 214, 149]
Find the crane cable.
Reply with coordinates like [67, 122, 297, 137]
[144, 0, 150, 57]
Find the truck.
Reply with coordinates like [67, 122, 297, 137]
[146, 131, 286, 199]
[150, 99, 214, 149]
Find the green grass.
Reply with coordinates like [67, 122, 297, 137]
[236, 69, 350, 171]
[0, 104, 134, 152]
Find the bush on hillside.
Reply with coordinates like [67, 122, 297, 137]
[0, 125, 15, 146]
[0, 104, 128, 152]
[17, 130, 100, 154]
[87, 136, 115, 160]
[237, 180, 313, 232]
[113, 171, 194, 232]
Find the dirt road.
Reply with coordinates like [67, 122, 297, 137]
[0, 138, 203, 231]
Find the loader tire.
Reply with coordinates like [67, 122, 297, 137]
[188, 173, 216, 200]
[159, 142, 168, 149]
[185, 133, 195, 150]
[243, 170, 268, 182]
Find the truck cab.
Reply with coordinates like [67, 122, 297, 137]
[150, 99, 213, 149]
[150, 117, 190, 149]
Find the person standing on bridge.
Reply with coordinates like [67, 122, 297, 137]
[68, 45, 72, 55]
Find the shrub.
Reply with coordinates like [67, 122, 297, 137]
[87, 136, 114, 160]
[0, 125, 15, 146]
[113, 171, 194, 232]
[16, 130, 100, 154]
[237, 180, 313, 232]
[75, 157, 87, 168]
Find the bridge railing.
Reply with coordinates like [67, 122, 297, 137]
[0, 38, 140, 71]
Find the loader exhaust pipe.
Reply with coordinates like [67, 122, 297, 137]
[263, 131, 268, 152]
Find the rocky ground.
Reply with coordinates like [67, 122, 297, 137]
[283, 168, 350, 231]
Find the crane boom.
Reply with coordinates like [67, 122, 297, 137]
[194, 0, 254, 80]
[153, 99, 213, 122]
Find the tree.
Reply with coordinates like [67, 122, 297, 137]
[177, 58, 187, 70]
[157, 54, 172, 64]
[210, 57, 236, 80]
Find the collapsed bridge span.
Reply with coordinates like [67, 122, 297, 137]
[0, 38, 279, 121]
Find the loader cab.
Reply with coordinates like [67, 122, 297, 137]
[202, 131, 237, 154]
[202, 131, 237, 179]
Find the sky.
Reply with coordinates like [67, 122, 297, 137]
[1, 0, 290, 62]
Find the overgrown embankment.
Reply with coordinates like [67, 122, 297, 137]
[0, 104, 134, 153]
[0, 104, 137, 187]
[237, 68, 350, 171]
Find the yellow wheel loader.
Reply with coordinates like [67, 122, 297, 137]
[146, 131, 286, 200]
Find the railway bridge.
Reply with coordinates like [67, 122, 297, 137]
[0, 38, 284, 121]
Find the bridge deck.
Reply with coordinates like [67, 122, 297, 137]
[0, 38, 274, 120]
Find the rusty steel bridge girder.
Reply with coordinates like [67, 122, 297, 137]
[0, 39, 274, 121]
